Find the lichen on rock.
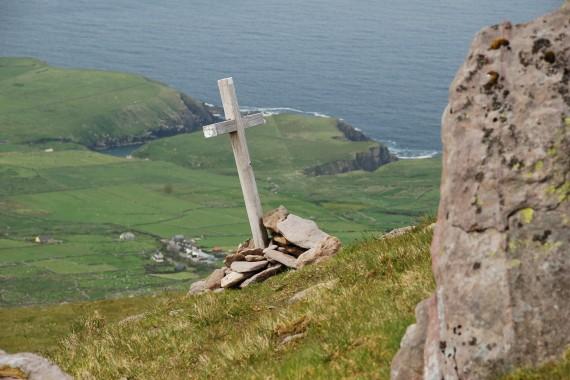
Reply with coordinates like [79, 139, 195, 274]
[392, 5, 570, 380]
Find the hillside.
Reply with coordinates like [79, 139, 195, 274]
[135, 114, 395, 176]
[0, 57, 213, 147]
[2, 223, 567, 379]
[5, 223, 435, 378]
[0, 142, 440, 307]
[0, 58, 441, 307]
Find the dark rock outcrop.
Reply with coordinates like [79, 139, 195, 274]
[335, 120, 371, 141]
[393, 5, 570, 380]
[91, 93, 215, 149]
[304, 144, 396, 176]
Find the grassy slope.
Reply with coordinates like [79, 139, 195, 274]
[501, 351, 570, 380]
[0, 57, 197, 146]
[1, 226, 566, 380]
[50, 223, 435, 379]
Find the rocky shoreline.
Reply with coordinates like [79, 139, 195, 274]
[91, 100, 398, 175]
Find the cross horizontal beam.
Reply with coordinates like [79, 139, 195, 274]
[203, 113, 265, 138]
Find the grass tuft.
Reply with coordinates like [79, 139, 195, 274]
[50, 223, 435, 379]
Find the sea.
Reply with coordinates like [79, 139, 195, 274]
[0, 0, 562, 158]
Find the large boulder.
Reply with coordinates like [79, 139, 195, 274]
[0, 351, 72, 380]
[393, 5, 570, 380]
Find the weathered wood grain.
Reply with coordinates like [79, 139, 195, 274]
[215, 78, 268, 248]
[203, 113, 265, 138]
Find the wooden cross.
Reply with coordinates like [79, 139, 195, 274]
[202, 78, 269, 248]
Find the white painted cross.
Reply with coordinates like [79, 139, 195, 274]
[202, 78, 269, 248]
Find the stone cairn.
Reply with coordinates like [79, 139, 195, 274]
[189, 206, 341, 294]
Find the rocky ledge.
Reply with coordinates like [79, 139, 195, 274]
[91, 94, 215, 150]
[304, 144, 396, 176]
[304, 120, 397, 176]
[189, 206, 342, 293]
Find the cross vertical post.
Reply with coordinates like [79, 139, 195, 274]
[204, 78, 268, 248]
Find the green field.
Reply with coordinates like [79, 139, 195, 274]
[0, 57, 442, 307]
[0, 57, 211, 146]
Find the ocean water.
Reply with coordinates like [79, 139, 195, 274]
[0, 0, 561, 157]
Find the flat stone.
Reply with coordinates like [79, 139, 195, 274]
[237, 247, 264, 256]
[296, 235, 341, 269]
[280, 332, 306, 345]
[380, 226, 414, 240]
[272, 235, 289, 246]
[277, 214, 329, 249]
[230, 260, 269, 273]
[284, 245, 306, 257]
[264, 249, 297, 269]
[263, 244, 277, 253]
[0, 352, 73, 380]
[240, 264, 283, 288]
[188, 280, 206, 295]
[263, 205, 289, 233]
[245, 255, 266, 262]
[223, 252, 246, 267]
[204, 268, 225, 290]
[220, 271, 250, 288]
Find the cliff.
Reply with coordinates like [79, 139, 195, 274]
[303, 119, 397, 176]
[303, 143, 395, 176]
[0, 58, 215, 149]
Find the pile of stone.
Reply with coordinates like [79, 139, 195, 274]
[189, 206, 341, 294]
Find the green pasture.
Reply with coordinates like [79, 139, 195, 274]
[135, 113, 379, 175]
[150, 272, 200, 281]
[0, 57, 441, 306]
[0, 143, 440, 306]
[0, 57, 206, 146]
[31, 260, 117, 275]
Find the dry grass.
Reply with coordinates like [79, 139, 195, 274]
[9, 219, 564, 379]
[52, 223, 435, 379]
